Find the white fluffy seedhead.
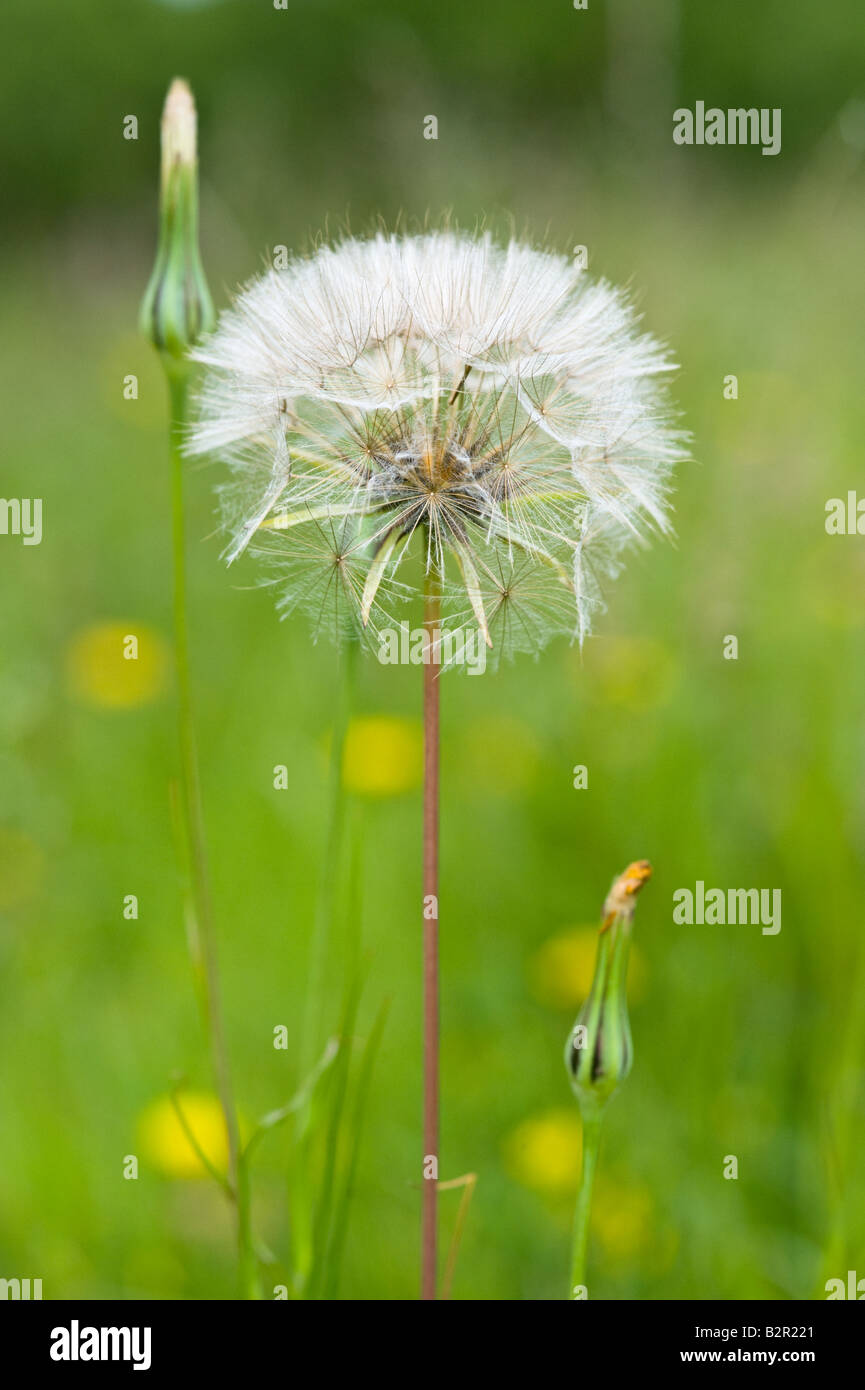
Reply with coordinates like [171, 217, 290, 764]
[189, 232, 686, 666]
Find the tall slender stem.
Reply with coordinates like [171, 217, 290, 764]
[290, 641, 356, 1298]
[570, 1108, 604, 1298]
[167, 369, 247, 1285]
[421, 572, 441, 1301]
[236, 1155, 262, 1300]
[300, 640, 357, 1079]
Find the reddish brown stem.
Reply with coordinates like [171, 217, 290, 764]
[421, 577, 440, 1300]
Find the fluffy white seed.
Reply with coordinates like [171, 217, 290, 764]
[189, 231, 687, 663]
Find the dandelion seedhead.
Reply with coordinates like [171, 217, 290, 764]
[189, 232, 686, 664]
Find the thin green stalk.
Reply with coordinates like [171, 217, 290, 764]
[236, 1155, 261, 1299]
[288, 642, 357, 1297]
[565, 862, 649, 1300]
[307, 963, 364, 1299]
[166, 368, 251, 1294]
[570, 1107, 605, 1297]
[299, 638, 357, 1078]
[321, 998, 390, 1300]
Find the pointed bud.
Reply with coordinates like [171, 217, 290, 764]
[140, 79, 215, 368]
[565, 860, 651, 1116]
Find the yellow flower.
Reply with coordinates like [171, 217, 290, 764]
[66, 621, 169, 709]
[341, 715, 423, 796]
[502, 1109, 582, 1198]
[529, 926, 646, 1010]
[138, 1092, 228, 1181]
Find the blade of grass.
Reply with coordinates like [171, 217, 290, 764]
[438, 1172, 478, 1301]
[321, 997, 390, 1300]
[307, 953, 367, 1298]
[287, 647, 356, 1297]
[169, 1079, 233, 1197]
[299, 638, 358, 1079]
[305, 825, 366, 1298]
[243, 1036, 340, 1166]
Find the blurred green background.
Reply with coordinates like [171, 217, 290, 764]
[1, 0, 864, 1300]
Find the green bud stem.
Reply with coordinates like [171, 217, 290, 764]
[570, 1107, 605, 1298]
[141, 79, 253, 1297]
[167, 370, 253, 1296]
[565, 861, 650, 1299]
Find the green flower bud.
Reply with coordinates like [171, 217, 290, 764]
[140, 79, 215, 368]
[565, 860, 651, 1117]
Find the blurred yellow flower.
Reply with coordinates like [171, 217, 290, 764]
[592, 1175, 655, 1261]
[529, 926, 646, 1010]
[584, 636, 677, 712]
[341, 715, 423, 796]
[502, 1109, 582, 1197]
[138, 1092, 228, 1181]
[66, 621, 169, 709]
[0, 827, 43, 911]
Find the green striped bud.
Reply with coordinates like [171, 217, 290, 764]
[565, 860, 651, 1117]
[140, 79, 215, 368]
